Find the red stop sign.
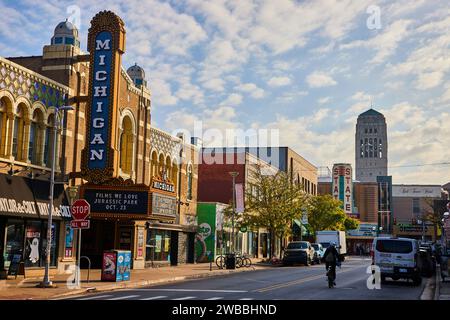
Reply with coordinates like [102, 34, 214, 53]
[71, 199, 91, 220]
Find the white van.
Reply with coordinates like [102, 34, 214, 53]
[371, 237, 422, 285]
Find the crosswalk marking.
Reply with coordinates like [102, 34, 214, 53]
[77, 295, 113, 300]
[239, 298, 254, 300]
[204, 297, 223, 300]
[172, 296, 196, 300]
[108, 295, 140, 300]
[140, 296, 168, 300]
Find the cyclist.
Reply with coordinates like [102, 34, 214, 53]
[323, 242, 340, 286]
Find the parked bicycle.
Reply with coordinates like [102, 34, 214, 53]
[215, 252, 252, 269]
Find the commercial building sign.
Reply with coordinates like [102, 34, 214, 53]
[347, 223, 378, 237]
[332, 163, 353, 216]
[393, 224, 435, 236]
[82, 188, 149, 215]
[151, 193, 177, 218]
[88, 31, 113, 169]
[152, 180, 175, 193]
[79, 11, 126, 184]
[392, 185, 442, 198]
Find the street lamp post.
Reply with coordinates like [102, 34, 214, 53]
[229, 172, 239, 253]
[40, 105, 74, 288]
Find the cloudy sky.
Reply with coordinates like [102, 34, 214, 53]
[1, 0, 449, 185]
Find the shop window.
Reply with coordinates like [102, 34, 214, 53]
[146, 229, 171, 262]
[412, 198, 421, 216]
[28, 109, 45, 164]
[22, 220, 59, 268]
[119, 116, 134, 175]
[187, 164, 193, 200]
[4, 219, 24, 269]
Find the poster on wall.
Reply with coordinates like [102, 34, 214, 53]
[25, 224, 41, 267]
[64, 223, 74, 258]
[137, 229, 144, 258]
[101, 251, 117, 281]
[155, 235, 162, 253]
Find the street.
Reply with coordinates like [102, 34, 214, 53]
[66, 257, 427, 300]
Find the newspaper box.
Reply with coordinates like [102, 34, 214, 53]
[101, 250, 132, 282]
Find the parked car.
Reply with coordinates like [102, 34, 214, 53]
[371, 237, 422, 285]
[283, 241, 315, 266]
[311, 243, 324, 264]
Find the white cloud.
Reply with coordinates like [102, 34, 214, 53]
[221, 93, 243, 106]
[150, 79, 178, 107]
[235, 83, 265, 99]
[318, 97, 331, 104]
[268, 76, 291, 87]
[306, 71, 337, 88]
[415, 71, 444, 90]
[340, 20, 413, 64]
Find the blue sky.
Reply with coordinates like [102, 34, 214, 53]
[1, 0, 449, 185]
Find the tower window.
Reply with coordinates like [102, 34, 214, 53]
[65, 37, 74, 45]
[369, 128, 372, 133]
[54, 37, 63, 44]
[374, 128, 377, 133]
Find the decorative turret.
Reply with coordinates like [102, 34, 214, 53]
[51, 19, 80, 47]
[127, 63, 147, 87]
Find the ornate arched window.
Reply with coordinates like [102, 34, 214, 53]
[158, 153, 164, 177]
[172, 159, 179, 191]
[28, 109, 45, 164]
[44, 113, 57, 167]
[119, 116, 134, 175]
[165, 156, 171, 181]
[150, 151, 158, 177]
[187, 164, 193, 200]
[12, 103, 29, 161]
[0, 97, 10, 157]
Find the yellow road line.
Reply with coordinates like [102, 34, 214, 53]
[254, 266, 360, 293]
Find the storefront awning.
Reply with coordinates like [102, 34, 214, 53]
[0, 174, 71, 220]
[293, 219, 308, 234]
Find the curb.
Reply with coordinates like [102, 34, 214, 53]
[435, 265, 441, 300]
[420, 268, 438, 300]
[52, 266, 267, 299]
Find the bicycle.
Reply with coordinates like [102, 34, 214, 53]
[326, 265, 336, 288]
[215, 255, 226, 269]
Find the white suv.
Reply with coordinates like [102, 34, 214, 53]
[371, 237, 422, 285]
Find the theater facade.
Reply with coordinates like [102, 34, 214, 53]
[0, 11, 198, 276]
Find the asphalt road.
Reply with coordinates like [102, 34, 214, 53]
[67, 257, 427, 300]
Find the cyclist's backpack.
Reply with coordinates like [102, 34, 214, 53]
[325, 252, 335, 263]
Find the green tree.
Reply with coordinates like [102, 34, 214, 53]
[239, 165, 309, 259]
[307, 194, 359, 234]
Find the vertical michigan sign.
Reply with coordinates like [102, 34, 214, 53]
[81, 11, 126, 183]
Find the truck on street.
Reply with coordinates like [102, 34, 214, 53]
[316, 230, 347, 260]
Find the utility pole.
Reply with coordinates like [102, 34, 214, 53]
[40, 105, 73, 288]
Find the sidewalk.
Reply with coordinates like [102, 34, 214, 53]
[0, 259, 270, 300]
[437, 264, 450, 300]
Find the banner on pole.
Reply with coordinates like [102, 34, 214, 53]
[235, 183, 244, 213]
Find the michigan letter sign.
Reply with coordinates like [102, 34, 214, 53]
[88, 31, 112, 169]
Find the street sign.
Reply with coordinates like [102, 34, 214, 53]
[71, 199, 91, 220]
[70, 220, 90, 229]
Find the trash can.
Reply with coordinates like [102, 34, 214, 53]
[101, 250, 132, 282]
[225, 253, 236, 269]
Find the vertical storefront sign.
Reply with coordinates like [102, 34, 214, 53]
[332, 163, 353, 216]
[88, 31, 112, 169]
[80, 11, 126, 183]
